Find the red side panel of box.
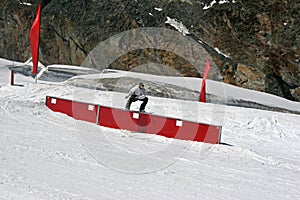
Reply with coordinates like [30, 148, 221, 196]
[46, 96, 221, 144]
[46, 96, 98, 124]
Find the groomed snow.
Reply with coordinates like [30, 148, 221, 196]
[1, 58, 300, 200]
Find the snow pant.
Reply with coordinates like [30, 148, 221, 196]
[126, 95, 148, 111]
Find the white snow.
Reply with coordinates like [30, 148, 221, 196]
[154, 7, 163, 12]
[165, 17, 190, 36]
[203, 0, 236, 10]
[214, 47, 230, 58]
[1, 58, 300, 199]
[19, 1, 32, 6]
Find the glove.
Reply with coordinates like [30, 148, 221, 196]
[125, 95, 129, 99]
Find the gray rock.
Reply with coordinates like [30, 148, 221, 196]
[0, 0, 299, 101]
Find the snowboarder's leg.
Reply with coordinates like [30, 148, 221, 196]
[139, 97, 148, 112]
[125, 95, 137, 110]
[125, 100, 131, 110]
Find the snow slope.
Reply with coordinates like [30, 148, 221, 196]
[1, 58, 300, 200]
[66, 68, 300, 114]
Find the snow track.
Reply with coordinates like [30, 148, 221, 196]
[1, 61, 300, 199]
[1, 94, 300, 199]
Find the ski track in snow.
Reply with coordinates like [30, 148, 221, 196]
[1, 62, 300, 199]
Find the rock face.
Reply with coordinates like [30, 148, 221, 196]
[0, 0, 299, 101]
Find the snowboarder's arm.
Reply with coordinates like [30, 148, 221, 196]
[125, 92, 131, 98]
[125, 86, 136, 98]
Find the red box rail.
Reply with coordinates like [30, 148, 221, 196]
[46, 96, 99, 124]
[46, 96, 222, 144]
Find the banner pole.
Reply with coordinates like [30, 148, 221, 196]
[10, 70, 14, 86]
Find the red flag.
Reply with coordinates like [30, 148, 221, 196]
[199, 59, 211, 102]
[30, 3, 41, 75]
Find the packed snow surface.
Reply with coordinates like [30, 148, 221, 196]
[1, 58, 300, 200]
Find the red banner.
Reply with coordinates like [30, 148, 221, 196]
[30, 3, 41, 75]
[199, 59, 211, 102]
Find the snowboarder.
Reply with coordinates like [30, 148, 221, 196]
[125, 82, 148, 112]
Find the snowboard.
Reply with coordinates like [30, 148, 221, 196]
[130, 110, 153, 114]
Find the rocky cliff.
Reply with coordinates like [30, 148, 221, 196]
[0, 0, 299, 101]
